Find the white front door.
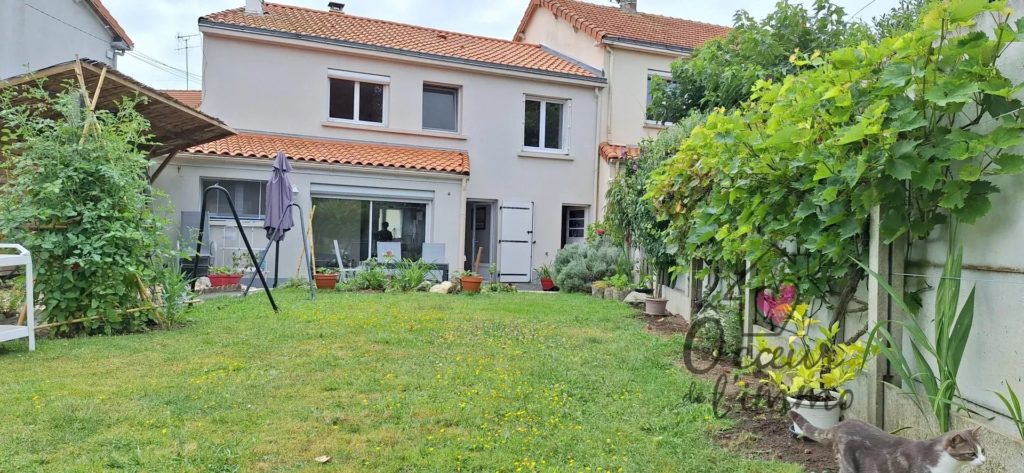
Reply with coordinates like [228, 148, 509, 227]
[498, 201, 534, 283]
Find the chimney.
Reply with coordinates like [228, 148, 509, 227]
[328, 2, 345, 12]
[619, 0, 637, 14]
[245, 0, 264, 15]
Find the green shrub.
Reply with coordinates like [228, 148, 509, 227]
[0, 276, 25, 317]
[689, 304, 744, 360]
[341, 260, 388, 291]
[0, 84, 181, 336]
[390, 259, 434, 292]
[553, 237, 621, 293]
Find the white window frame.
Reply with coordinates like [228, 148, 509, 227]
[646, 70, 674, 125]
[523, 96, 570, 154]
[422, 82, 461, 133]
[327, 69, 390, 126]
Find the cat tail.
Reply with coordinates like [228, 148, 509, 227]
[788, 411, 834, 445]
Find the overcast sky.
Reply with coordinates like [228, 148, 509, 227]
[102, 0, 903, 90]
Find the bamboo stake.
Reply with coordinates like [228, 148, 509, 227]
[474, 246, 484, 274]
[295, 205, 316, 278]
[88, 66, 107, 111]
[16, 303, 27, 326]
[36, 300, 201, 330]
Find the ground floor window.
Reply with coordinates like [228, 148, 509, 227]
[312, 197, 427, 267]
[201, 178, 266, 219]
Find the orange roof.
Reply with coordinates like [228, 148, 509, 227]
[86, 0, 134, 49]
[599, 142, 640, 161]
[161, 90, 201, 110]
[188, 132, 470, 175]
[515, 0, 730, 53]
[201, 3, 600, 81]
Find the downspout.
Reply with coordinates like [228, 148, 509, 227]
[592, 86, 603, 222]
[457, 174, 469, 272]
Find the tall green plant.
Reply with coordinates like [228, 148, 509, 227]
[994, 381, 1024, 440]
[858, 228, 975, 433]
[0, 84, 179, 335]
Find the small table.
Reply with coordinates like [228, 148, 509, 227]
[0, 244, 35, 351]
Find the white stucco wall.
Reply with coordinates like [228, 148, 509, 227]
[518, 8, 606, 71]
[896, 3, 1024, 442]
[154, 155, 465, 278]
[0, 0, 118, 78]
[605, 46, 678, 147]
[196, 29, 601, 273]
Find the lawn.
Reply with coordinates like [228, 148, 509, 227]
[0, 290, 798, 472]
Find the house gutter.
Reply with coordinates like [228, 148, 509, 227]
[200, 21, 608, 86]
[602, 37, 694, 58]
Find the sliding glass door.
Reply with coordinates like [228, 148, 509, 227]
[313, 197, 428, 267]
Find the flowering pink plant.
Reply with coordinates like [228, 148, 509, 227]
[756, 284, 796, 325]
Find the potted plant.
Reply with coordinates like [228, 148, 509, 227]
[605, 274, 632, 301]
[314, 267, 339, 290]
[756, 303, 875, 435]
[208, 265, 242, 287]
[535, 265, 555, 291]
[457, 270, 483, 293]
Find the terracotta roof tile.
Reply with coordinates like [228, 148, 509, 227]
[201, 3, 598, 80]
[86, 0, 134, 48]
[515, 0, 730, 52]
[188, 132, 469, 175]
[599, 142, 640, 161]
[160, 90, 201, 109]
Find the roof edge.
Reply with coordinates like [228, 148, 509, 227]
[199, 19, 607, 85]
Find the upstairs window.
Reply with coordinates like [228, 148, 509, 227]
[646, 70, 674, 123]
[524, 97, 567, 153]
[328, 70, 388, 124]
[422, 84, 459, 132]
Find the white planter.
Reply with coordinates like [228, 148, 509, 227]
[645, 297, 668, 316]
[787, 394, 842, 436]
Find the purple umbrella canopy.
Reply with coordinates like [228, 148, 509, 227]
[264, 150, 294, 241]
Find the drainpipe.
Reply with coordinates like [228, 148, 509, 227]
[592, 86, 603, 222]
[457, 175, 468, 273]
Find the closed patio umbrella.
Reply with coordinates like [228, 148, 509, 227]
[264, 150, 294, 242]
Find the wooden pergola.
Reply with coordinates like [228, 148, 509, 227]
[0, 58, 235, 183]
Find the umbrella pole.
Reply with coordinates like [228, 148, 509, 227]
[274, 241, 281, 288]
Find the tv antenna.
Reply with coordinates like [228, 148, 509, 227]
[176, 33, 200, 89]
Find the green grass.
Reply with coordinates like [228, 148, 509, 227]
[0, 290, 798, 472]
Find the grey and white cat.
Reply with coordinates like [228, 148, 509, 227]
[789, 411, 986, 473]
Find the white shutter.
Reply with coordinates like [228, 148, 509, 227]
[498, 201, 534, 283]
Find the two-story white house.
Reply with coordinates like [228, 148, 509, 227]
[514, 0, 729, 218]
[154, 0, 607, 281]
[0, 0, 133, 78]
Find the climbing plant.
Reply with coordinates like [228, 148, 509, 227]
[0, 84, 182, 336]
[649, 0, 1024, 327]
[606, 112, 706, 292]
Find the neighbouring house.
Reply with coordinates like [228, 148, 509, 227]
[513, 0, 730, 219]
[153, 0, 606, 282]
[0, 0, 133, 78]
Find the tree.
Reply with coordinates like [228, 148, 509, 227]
[649, 0, 872, 122]
[0, 84, 184, 336]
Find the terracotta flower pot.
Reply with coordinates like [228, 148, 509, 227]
[208, 274, 242, 287]
[461, 275, 484, 293]
[540, 277, 555, 291]
[314, 273, 338, 290]
[645, 297, 668, 316]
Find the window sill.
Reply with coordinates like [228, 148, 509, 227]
[518, 150, 573, 161]
[322, 121, 467, 140]
[644, 120, 671, 130]
[210, 218, 264, 226]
